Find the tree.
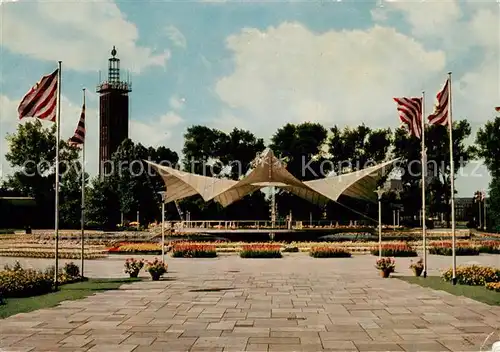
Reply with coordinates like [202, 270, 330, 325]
[85, 177, 120, 229]
[328, 124, 392, 175]
[110, 139, 179, 225]
[476, 117, 500, 177]
[3, 120, 80, 228]
[476, 116, 500, 230]
[270, 122, 329, 220]
[394, 120, 475, 227]
[182, 126, 227, 176]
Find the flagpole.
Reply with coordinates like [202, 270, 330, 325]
[54, 61, 62, 289]
[421, 90, 427, 278]
[81, 88, 86, 280]
[448, 72, 457, 285]
[484, 191, 487, 230]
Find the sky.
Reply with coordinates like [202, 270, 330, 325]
[0, 0, 499, 197]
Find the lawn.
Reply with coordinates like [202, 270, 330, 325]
[397, 276, 500, 306]
[0, 278, 139, 319]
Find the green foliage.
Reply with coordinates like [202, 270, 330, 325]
[329, 124, 392, 175]
[3, 120, 81, 228]
[442, 265, 500, 286]
[309, 246, 351, 258]
[85, 177, 120, 229]
[63, 262, 80, 278]
[393, 121, 474, 226]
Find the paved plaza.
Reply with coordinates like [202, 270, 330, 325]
[1, 254, 500, 351]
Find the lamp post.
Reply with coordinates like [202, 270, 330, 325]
[375, 187, 385, 258]
[158, 192, 166, 263]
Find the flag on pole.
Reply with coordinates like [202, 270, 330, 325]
[428, 78, 450, 126]
[18, 69, 59, 122]
[393, 97, 423, 138]
[68, 103, 86, 146]
[429, 73, 456, 283]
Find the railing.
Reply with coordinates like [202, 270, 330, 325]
[167, 220, 372, 231]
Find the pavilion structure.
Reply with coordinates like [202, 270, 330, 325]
[146, 148, 398, 210]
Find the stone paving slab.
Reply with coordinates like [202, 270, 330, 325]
[1, 255, 500, 351]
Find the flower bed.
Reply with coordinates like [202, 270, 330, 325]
[477, 241, 500, 254]
[429, 241, 479, 256]
[442, 265, 500, 286]
[310, 246, 351, 258]
[0, 250, 107, 259]
[171, 243, 217, 258]
[108, 242, 161, 255]
[485, 282, 500, 292]
[240, 244, 282, 258]
[371, 243, 417, 257]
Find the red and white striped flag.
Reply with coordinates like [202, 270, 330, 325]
[68, 103, 85, 146]
[428, 78, 450, 126]
[394, 97, 422, 139]
[18, 69, 58, 122]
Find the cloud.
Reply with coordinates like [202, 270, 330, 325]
[378, 0, 462, 37]
[165, 25, 187, 49]
[130, 111, 185, 150]
[1, 0, 170, 73]
[215, 22, 445, 137]
[169, 95, 186, 110]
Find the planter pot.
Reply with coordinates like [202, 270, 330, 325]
[413, 267, 423, 277]
[129, 271, 139, 278]
[380, 270, 391, 278]
[150, 273, 161, 281]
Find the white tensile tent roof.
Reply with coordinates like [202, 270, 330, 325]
[146, 148, 398, 207]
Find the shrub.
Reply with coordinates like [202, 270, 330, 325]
[172, 243, 217, 258]
[310, 246, 351, 258]
[485, 282, 500, 292]
[442, 265, 500, 286]
[477, 241, 500, 254]
[371, 243, 417, 257]
[0, 264, 53, 298]
[63, 262, 80, 278]
[375, 257, 395, 272]
[240, 244, 282, 258]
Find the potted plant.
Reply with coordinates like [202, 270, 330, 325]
[375, 257, 395, 278]
[145, 258, 168, 281]
[124, 258, 144, 278]
[409, 258, 424, 277]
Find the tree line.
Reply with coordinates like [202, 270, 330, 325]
[3, 115, 497, 230]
